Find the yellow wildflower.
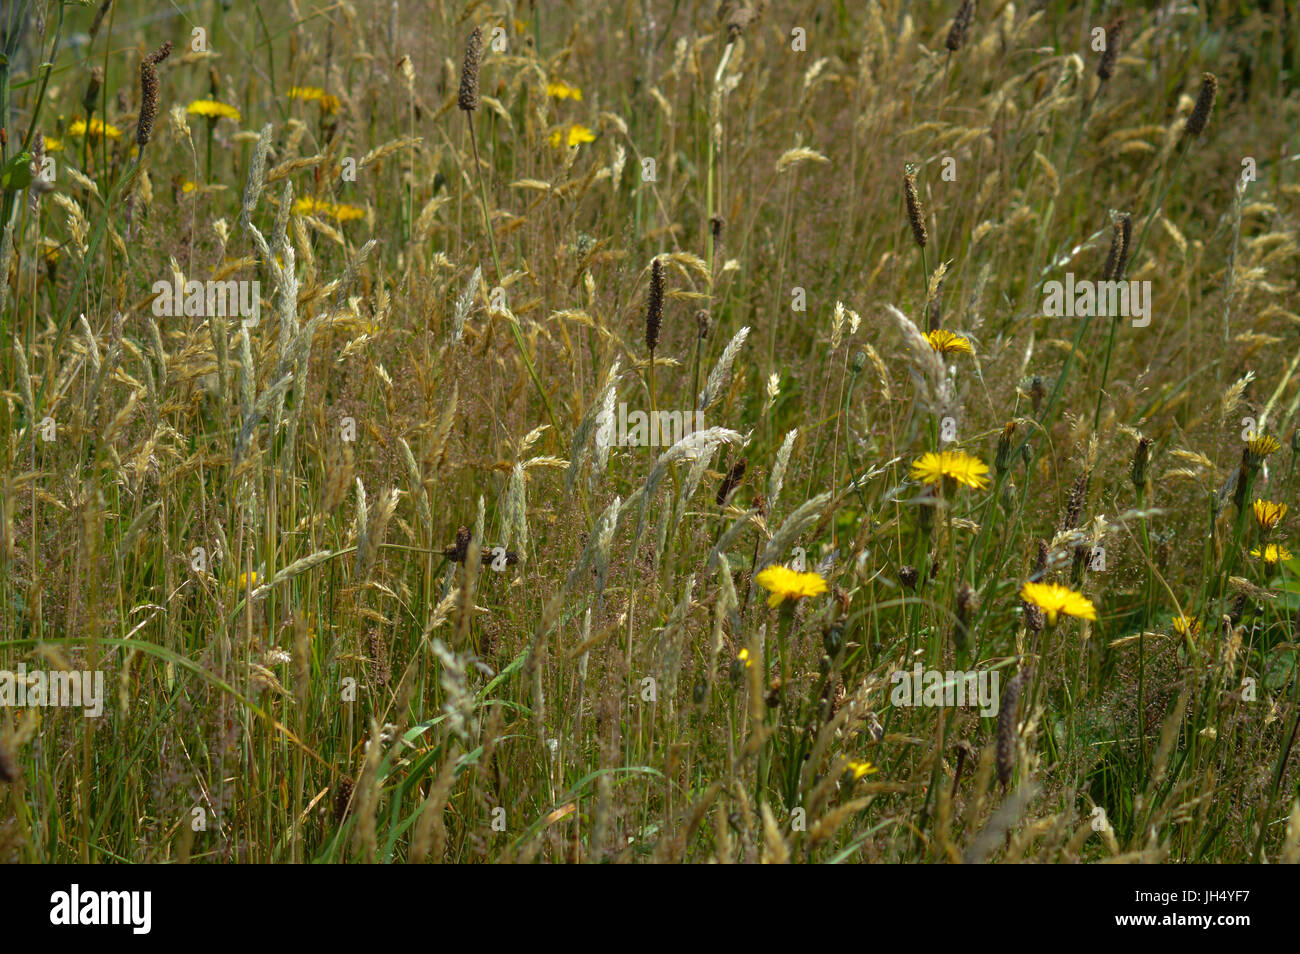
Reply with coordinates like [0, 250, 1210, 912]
[755, 565, 829, 608]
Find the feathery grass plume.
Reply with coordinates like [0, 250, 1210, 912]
[1096, 16, 1124, 81]
[1102, 211, 1126, 281]
[717, 458, 747, 506]
[769, 429, 799, 511]
[566, 359, 620, 494]
[904, 166, 928, 248]
[430, 638, 475, 742]
[451, 265, 481, 343]
[758, 492, 831, 577]
[884, 304, 951, 417]
[1184, 72, 1218, 138]
[996, 667, 1028, 788]
[654, 574, 696, 705]
[645, 256, 665, 354]
[136, 42, 172, 148]
[504, 463, 529, 561]
[631, 427, 744, 553]
[945, 0, 974, 52]
[241, 123, 274, 225]
[699, 325, 749, 411]
[457, 26, 483, 112]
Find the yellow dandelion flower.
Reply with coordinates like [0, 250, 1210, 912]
[736, 647, 753, 669]
[44, 136, 64, 152]
[67, 118, 122, 141]
[910, 450, 991, 490]
[233, 570, 260, 589]
[846, 760, 878, 781]
[1172, 614, 1200, 637]
[293, 196, 365, 221]
[1251, 543, 1293, 566]
[1019, 581, 1097, 627]
[187, 99, 242, 122]
[288, 87, 341, 114]
[1253, 499, 1287, 532]
[181, 180, 198, 193]
[1246, 433, 1281, 465]
[924, 329, 973, 355]
[546, 80, 583, 101]
[548, 123, 596, 148]
[755, 564, 829, 608]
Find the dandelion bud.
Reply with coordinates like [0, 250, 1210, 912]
[458, 26, 483, 112]
[696, 309, 711, 340]
[1185, 72, 1217, 138]
[1130, 437, 1153, 491]
[83, 66, 104, 116]
[850, 350, 868, 374]
[995, 421, 1016, 475]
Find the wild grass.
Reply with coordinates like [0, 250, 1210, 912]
[1, 0, 1300, 863]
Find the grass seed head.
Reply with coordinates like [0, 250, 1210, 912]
[458, 26, 483, 112]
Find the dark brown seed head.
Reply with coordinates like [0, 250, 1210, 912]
[946, 0, 975, 52]
[458, 26, 484, 112]
[136, 42, 172, 148]
[443, 525, 471, 563]
[710, 214, 724, 250]
[333, 776, 355, 823]
[645, 256, 665, 353]
[716, 457, 747, 506]
[1114, 212, 1133, 280]
[1185, 72, 1217, 138]
[904, 168, 928, 248]
[0, 737, 17, 783]
[899, 565, 919, 590]
[996, 668, 1028, 787]
[1096, 16, 1124, 81]
[1102, 211, 1131, 281]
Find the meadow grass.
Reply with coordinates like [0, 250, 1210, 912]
[1, 0, 1300, 864]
